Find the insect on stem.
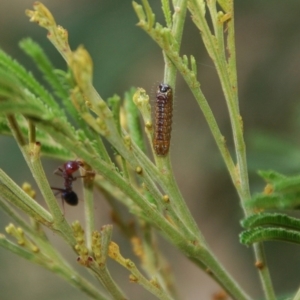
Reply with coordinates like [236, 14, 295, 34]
[51, 160, 85, 207]
[153, 83, 173, 156]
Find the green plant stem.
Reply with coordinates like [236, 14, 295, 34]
[163, 0, 204, 240]
[94, 133, 112, 164]
[141, 223, 178, 298]
[226, 3, 239, 108]
[131, 142, 197, 240]
[171, 0, 188, 49]
[83, 175, 95, 250]
[188, 0, 247, 205]
[253, 243, 276, 300]
[158, 0, 203, 240]
[89, 262, 128, 300]
[157, 155, 204, 241]
[165, 30, 239, 192]
[186, 1, 276, 299]
[110, 239, 174, 300]
[99, 225, 113, 264]
[188, 2, 276, 299]
[27, 119, 36, 143]
[190, 248, 251, 300]
[6, 115, 26, 145]
[156, 228, 251, 300]
[56, 266, 109, 300]
[89, 225, 128, 300]
[128, 266, 173, 300]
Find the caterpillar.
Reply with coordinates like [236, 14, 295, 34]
[153, 83, 173, 156]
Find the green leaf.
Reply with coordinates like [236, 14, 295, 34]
[258, 170, 287, 182]
[246, 193, 300, 210]
[246, 170, 300, 210]
[19, 38, 68, 100]
[242, 212, 300, 231]
[107, 94, 121, 134]
[161, 0, 172, 28]
[217, 0, 230, 13]
[240, 227, 300, 246]
[18, 39, 86, 128]
[141, 0, 155, 29]
[0, 48, 59, 111]
[124, 87, 146, 153]
[259, 170, 300, 193]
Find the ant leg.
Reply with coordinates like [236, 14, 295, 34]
[53, 190, 61, 197]
[53, 167, 64, 177]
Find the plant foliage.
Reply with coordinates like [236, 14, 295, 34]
[0, 1, 299, 300]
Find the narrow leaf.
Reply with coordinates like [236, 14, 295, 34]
[161, 0, 172, 28]
[124, 87, 146, 153]
[245, 193, 300, 210]
[240, 227, 300, 246]
[242, 212, 300, 231]
[0, 49, 58, 110]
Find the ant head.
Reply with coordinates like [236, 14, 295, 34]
[64, 160, 83, 175]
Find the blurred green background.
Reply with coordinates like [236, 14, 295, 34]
[1, 0, 300, 299]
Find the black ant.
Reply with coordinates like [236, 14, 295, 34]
[51, 160, 84, 206]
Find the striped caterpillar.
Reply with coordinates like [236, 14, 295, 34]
[153, 83, 173, 156]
